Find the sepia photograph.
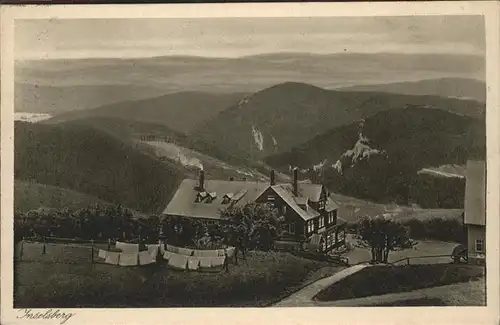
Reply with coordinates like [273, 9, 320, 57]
[1, 3, 499, 325]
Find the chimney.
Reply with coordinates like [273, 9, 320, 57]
[293, 168, 298, 196]
[270, 169, 276, 186]
[198, 170, 205, 191]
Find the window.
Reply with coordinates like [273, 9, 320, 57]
[282, 205, 287, 214]
[318, 200, 325, 210]
[307, 220, 315, 233]
[475, 239, 484, 252]
[288, 222, 295, 234]
[337, 229, 346, 242]
[318, 216, 324, 229]
[328, 212, 334, 224]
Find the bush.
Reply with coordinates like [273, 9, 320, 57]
[402, 217, 464, 243]
[349, 217, 464, 243]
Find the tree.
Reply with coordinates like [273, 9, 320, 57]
[217, 202, 284, 262]
[356, 215, 417, 263]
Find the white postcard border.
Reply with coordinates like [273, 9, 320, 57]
[1, 2, 499, 325]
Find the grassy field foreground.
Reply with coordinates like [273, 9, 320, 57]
[15, 249, 342, 308]
[314, 264, 485, 302]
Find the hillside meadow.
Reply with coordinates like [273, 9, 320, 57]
[14, 249, 343, 308]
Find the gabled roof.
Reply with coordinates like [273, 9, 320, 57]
[464, 160, 486, 226]
[297, 182, 323, 202]
[325, 197, 340, 212]
[269, 184, 320, 221]
[164, 179, 268, 220]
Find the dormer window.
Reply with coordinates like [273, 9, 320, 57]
[222, 193, 233, 204]
[205, 192, 217, 203]
[195, 191, 208, 203]
[318, 200, 325, 210]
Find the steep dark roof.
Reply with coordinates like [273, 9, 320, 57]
[325, 197, 340, 212]
[165, 177, 341, 222]
[266, 183, 339, 221]
[464, 160, 486, 226]
[163, 179, 268, 220]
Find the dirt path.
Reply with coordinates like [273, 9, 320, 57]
[273, 264, 371, 307]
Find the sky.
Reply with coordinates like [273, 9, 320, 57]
[15, 16, 485, 60]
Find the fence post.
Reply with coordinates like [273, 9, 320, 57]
[407, 258, 410, 265]
[42, 237, 46, 255]
[20, 237, 24, 260]
[91, 239, 94, 264]
[108, 238, 111, 251]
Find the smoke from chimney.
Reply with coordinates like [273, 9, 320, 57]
[293, 168, 298, 196]
[198, 170, 205, 191]
[270, 169, 276, 186]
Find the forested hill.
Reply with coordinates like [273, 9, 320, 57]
[15, 121, 187, 213]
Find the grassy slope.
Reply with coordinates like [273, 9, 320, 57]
[369, 279, 486, 306]
[15, 121, 187, 214]
[14, 249, 338, 308]
[194, 82, 485, 159]
[45, 91, 247, 134]
[314, 264, 485, 302]
[14, 180, 111, 213]
[57, 117, 250, 168]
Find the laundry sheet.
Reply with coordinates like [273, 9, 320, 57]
[104, 251, 120, 265]
[192, 249, 219, 258]
[119, 252, 138, 266]
[163, 251, 173, 261]
[139, 251, 155, 265]
[147, 245, 159, 260]
[98, 249, 107, 259]
[166, 244, 179, 254]
[197, 257, 211, 268]
[211, 256, 226, 267]
[20, 241, 44, 259]
[177, 247, 194, 256]
[168, 253, 188, 270]
[188, 257, 201, 270]
[115, 241, 140, 254]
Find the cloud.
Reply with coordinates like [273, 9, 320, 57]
[15, 16, 485, 60]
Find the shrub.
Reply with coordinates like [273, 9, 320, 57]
[402, 217, 464, 243]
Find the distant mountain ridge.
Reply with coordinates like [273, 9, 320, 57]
[45, 91, 248, 133]
[15, 83, 168, 115]
[338, 77, 486, 103]
[17, 52, 484, 102]
[193, 81, 485, 159]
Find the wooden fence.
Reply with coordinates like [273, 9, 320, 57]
[14, 236, 154, 265]
[390, 254, 453, 266]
